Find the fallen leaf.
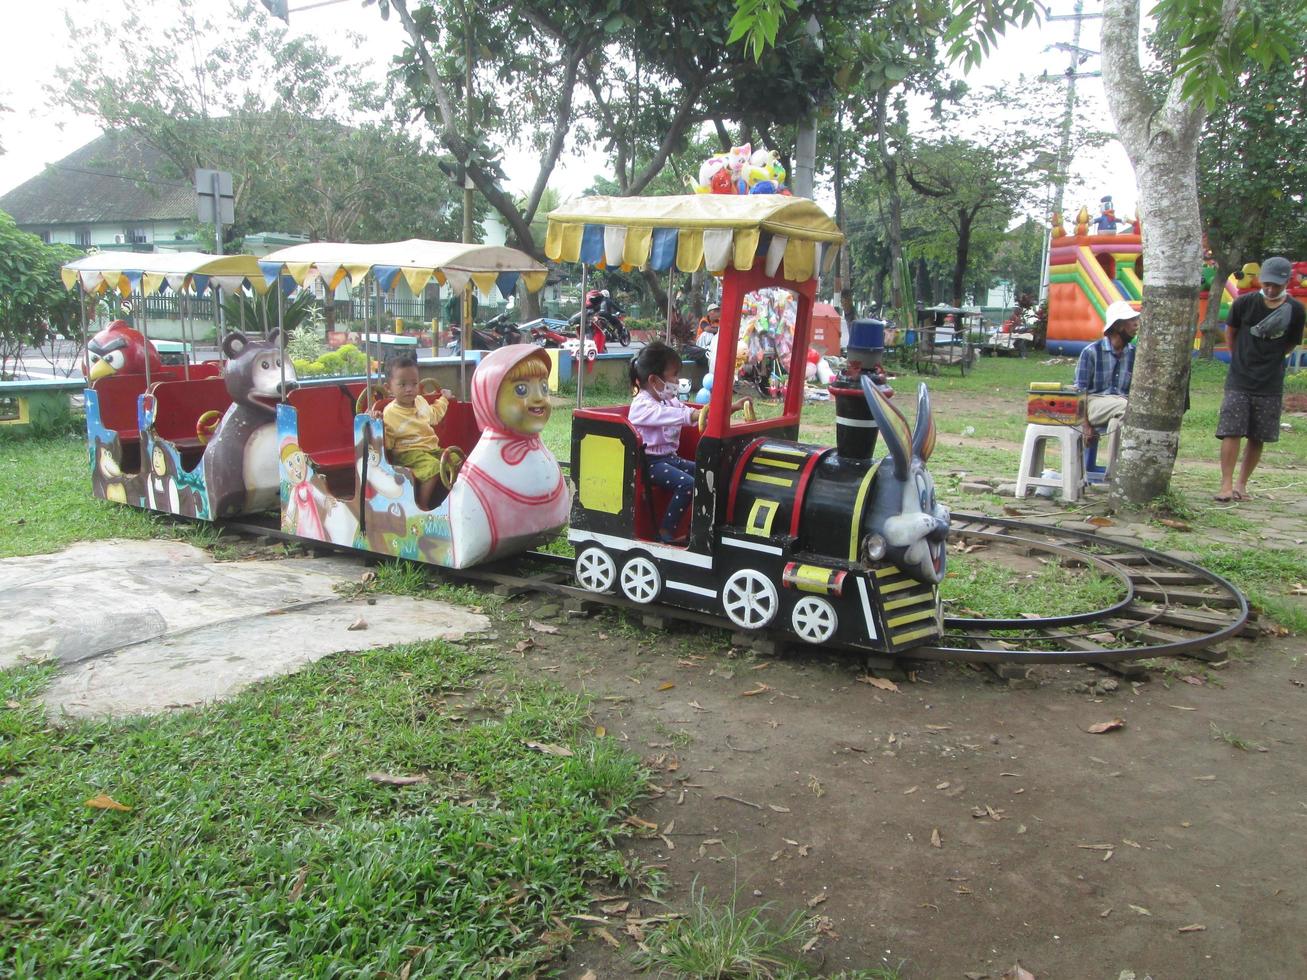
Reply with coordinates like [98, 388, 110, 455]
[1100, 907, 1112, 917]
[85, 793, 131, 813]
[1086, 718, 1126, 734]
[1078, 843, 1115, 850]
[657, 682, 676, 691]
[513, 639, 534, 654]
[1168, 705, 1197, 711]
[580, 971, 598, 980]
[1180, 675, 1205, 687]
[1290, 583, 1307, 596]
[1003, 965, 1036, 980]
[601, 900, 629, 915]
[740, 683, 772, 697]
[768, 804, 790, 813]
[687, 700, 707, 711]
[857, 674, 900, 692]
[1088, 516, 1115, 527]
[903, 785, 919, 795]
[936, 781, 950, 790]
[365, 772, 428, 786]
[1193, 775, 1216, 781]
[806, 892, 828, 908]
[624, 815, 658, 831]
[798, 843, 812, 857]
[288, 866, 309, 901]
[592, 927, 621, 949]
[931, 828, 942, 848]
[346, 617, 368, 631]
[524, 741, 573, 757]
[925, 724, 951, 730]
[808, 775, 825, 798]
[1017, 824, 1028, 835]
[528, 620, 560, 634]
[1129, 904, 1152, 916]
[1158, 518, 1191, 531]
[594, 725, 606, 737]
[801, 935, 820, 953]
[1178, 923, 1207, 933]
[360, 570, 377, 584]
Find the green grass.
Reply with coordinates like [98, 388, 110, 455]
[0, 433, 167, 558]
[1210, 721, 1259, 752]
[941, 550, 1125, 619]
[0, 643, 647, 976]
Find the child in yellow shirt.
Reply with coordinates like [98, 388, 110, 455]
[380, 354, 448, 509]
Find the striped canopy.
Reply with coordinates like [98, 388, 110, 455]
[544, 195, 844, 283]
[61, 252, 268, 298]
[257, 240, 549, 299]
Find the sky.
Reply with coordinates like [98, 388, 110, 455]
[0, 0, 1136, 221]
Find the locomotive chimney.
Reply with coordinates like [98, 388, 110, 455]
[828, 318, 885, 460]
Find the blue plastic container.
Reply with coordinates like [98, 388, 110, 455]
[905, 329, 917, 346]
[849, 318, 885, 349]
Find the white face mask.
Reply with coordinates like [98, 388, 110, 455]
[651, 376, 679, 401]
[1263, 286, 1285, 302]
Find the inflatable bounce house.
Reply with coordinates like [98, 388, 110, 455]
[1043, 197, 1243, 356]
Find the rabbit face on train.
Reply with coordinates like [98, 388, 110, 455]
[861, 379, 950, 585]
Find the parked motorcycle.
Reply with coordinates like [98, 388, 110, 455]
[521, 317, 573, 349]
[446, 311, 523, 354]
[563, 311, 608, 354]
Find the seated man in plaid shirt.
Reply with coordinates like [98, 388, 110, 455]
[1074, 301, 1139, 448]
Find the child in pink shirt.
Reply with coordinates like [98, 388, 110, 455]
[629, 342, 743, 544]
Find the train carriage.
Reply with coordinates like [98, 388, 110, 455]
[547, 195, 950, 654]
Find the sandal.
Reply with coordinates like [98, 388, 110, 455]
[1212, 493, 1233, 502]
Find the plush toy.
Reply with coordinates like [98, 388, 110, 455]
[710, 168, 736, 195]
[727, 144, 752, 180]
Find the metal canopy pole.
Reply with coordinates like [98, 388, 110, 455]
[665, 270, 674, 344]
[576, 264, 587, 408]
[182, 285, 191, 381]
[370, 275, 382, 412]
[459, 282, 470, 401]
[77, 280, 90, 380]
[276, 275, 287, 405]
[139, 281, 151, 390]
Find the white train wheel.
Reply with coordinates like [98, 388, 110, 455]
[722, 569, 778, 630]
[620, 555, 662, 604]
[791, 596, 837, 644]
[575, 546, 616, 593]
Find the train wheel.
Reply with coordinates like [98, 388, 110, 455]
[619, 556, 662, 604]
[575, 546, 616, 593]
[791, 596, 838, 644]
[721, 569, 779, 630]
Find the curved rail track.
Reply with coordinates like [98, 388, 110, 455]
[223, 511, 1250, 666]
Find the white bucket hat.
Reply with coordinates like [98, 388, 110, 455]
[1103, 300, 1140, 334]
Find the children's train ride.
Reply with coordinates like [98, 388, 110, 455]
[67, 197, 950, 655]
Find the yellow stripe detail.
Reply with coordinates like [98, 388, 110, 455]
[892, 625, 939, 644]
[882, 594, 933, 611]
[878, 579, 918, 595]
[848, 461, 881, 560]
[874, 566, 901, 579]
[755, 457, 801, 470]
[745, 473, 793, 488]
[760, 445, 807, 457]
[746, 498, 778, 537]
[887, 608, 937, 628]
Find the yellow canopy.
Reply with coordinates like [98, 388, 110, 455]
[544, 195, 844, 282]
[258, 239, 549, 297]
[61, 252, 268, 297]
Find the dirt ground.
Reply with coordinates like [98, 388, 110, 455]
[501, 598, 1306, 979]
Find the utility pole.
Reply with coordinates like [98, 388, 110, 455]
[1037, 0, 1103, 301]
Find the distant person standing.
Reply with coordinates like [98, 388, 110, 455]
[1215, 256, 1305, 501]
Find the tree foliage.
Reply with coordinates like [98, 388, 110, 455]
[0, 210, 80, 379]
[50, 0, 467, 245]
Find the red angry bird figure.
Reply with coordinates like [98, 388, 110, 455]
[709, 168, 737, 194]
[85, 320, 162, 381]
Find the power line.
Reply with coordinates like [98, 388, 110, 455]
[43, 164, 188, 190]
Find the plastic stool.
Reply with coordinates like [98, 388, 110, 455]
[1016, 423, 1083, 501]
[1084, 424, 1121, 484]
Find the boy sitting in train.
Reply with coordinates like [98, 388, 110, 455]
[629, 342, 746, 545]
[378, 354, 448, 510]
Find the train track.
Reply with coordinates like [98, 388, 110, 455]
[221, 511, 1250, 667]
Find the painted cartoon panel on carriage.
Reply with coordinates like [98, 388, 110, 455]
[86, 388, 145, 508]
[274, 404, 361, 548]
[138, 394, 208, 519]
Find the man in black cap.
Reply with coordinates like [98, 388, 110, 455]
[1215, 256, 1304, 501]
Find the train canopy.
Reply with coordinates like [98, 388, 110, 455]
[544, 195, 844, 283]
[61, 252, 268, 297]
[256, 240, 549, 298]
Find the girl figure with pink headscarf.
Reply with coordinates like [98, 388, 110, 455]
[443, 345, 571, 567]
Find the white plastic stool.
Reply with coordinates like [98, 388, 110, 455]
[1015, 423, 1083, 501]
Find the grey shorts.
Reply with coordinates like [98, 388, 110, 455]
[1216, 389, 1282, 443]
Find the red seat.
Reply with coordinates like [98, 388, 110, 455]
[148, 377, 232, 447]
[287, 383, 367, 472]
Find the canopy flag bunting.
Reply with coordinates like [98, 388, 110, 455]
[545, 195, 844, 283]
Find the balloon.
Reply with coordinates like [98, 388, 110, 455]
[699, 157, 726, 187]
[702, 372, 714, 390]
[710, 169, 736, 194]
[816, 358, 836, 385]
[694, 387, 711, 404]
[749, 180, 777, 195]
[807, 348, 820, 364]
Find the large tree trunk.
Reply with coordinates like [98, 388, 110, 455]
[952, 209, 973, 307]
[1198, 254, 1235, 358]
[1101, 0, 1233, 507]
[874, 91, 912, 330]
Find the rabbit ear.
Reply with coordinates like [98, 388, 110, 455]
[860, 374, 911, 481]
[912, 383, 937, 463]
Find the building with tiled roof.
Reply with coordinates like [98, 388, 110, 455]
[0, 132, 196, 251]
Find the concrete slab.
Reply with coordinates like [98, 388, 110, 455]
[0, 540, 490, 720]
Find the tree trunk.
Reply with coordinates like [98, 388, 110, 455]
[1198, 255, 1234, 358]
[518, 282, 541, 321]
[874, 91, 912, 330]
[832, 113, 856, 323]
[1100, 0, 1229, 507]
[952, 208, 973, 307]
